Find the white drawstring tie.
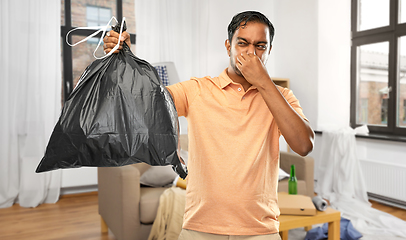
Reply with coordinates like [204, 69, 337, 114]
[66, 16, 126, 60]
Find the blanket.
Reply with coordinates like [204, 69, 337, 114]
[148, 187, 186, 240]
[315, 126, 406, 239]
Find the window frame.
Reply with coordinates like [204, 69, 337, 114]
[403, 99, 406, 123]
[61, 0, 136, 101]
[351, 0, 406, 136]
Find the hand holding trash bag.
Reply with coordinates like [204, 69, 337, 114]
[36, 19, 187, 179]
[103, 29, 131, 53]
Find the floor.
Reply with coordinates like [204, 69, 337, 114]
[0, 192, 405, 240]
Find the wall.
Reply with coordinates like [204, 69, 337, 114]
[61, 167, 98, 188]
[316, 0, 351, 129]
[268, 0, 350, 130]
[271, 0, 319, 129]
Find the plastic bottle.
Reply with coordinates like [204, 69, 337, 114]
[288, 164, 298, 194]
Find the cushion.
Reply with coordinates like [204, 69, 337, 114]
[140, 150, 188, 187]
[154, 65, 169, 86]
[140, 187, 168, 224]
[140, 165, 178, 187]
[279, 168, 290, 181]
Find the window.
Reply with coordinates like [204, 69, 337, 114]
[86, 6, 112, 27]
[351, 0, 406, 136]
[86, 6, 112, 44]
[358, 0, 390, 31]
[61, 0, 136, 101]
[359, 98, 369, 124]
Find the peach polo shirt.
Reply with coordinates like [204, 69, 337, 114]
[167, 69, 307, 235]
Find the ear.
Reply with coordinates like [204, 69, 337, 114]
[225, 39, 231, 57]
[268, 45, 273, 54]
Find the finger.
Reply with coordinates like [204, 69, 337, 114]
[104, 31, 115, 40]
[104, 48, 120, 54]
[239, 52, 248, 62]
[243, 51, 254, 60]
[236, 60, 244, 74]
[240, 52, 247, 61]
[110, 30, 129, 42]
[123, 31, 131, 47]
[108, 30, 120, 39]
[104, 43, 123, 50]
[104, 43, 118, 50]
[104, 30, 130, 52]
[236, 61, 241, 71]
[121, 31, 130, 42]
[236, 56, 243, 65]
[103, 30, 122, 45]
[103, 35, 118, 44]
[104, 48, 112, 54]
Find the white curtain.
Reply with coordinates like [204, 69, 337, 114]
[315, 127, 406, 239]
[135, 0, 209, 82]
[0, 0, 62, 208]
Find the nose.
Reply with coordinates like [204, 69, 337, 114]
[247, 44, 256, 55]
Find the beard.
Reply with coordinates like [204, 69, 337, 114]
[230, 56, 244, 77]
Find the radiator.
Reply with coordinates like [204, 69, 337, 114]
[360, 159, 406, 206]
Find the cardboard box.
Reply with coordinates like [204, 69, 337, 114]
[278, 192, 316, 216]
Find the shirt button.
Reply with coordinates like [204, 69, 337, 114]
[238, 88, 242, 91]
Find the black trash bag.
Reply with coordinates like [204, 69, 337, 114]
[36, 21, 187, 179]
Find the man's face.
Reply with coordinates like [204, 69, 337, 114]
[226, 21, 272, 77]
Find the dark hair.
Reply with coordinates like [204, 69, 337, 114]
[227, 11, 275, 45]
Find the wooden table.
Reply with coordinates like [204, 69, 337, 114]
[278, 208, 341, 240]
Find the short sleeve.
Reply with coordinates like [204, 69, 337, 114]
[166, 79, 201, 117]
[278, 86, 308, 122]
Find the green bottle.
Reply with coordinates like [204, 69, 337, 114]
[288, 164, 298, 195]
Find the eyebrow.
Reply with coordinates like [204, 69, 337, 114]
[236, 37, 268, 45]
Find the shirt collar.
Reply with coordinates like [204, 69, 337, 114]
[219, 69, 233, 89]
[219, 69, 257, 91]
